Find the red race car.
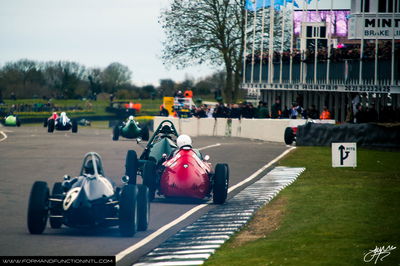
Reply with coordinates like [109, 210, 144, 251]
[126, 133, 229, 204]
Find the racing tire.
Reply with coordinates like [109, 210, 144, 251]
[72, 120, 78, 133]
[284, 127, 295, 145]
[119, 184, 138, 237]
[141, 125, 150, 141]
[125, 150, 138, 184]
[49, 182, 63, 229]
[27, 181, 49, 234]
[48, 119, 55, 133]
[137, 184, 150, 231]
[143, 160, 157, 201]
[213, 164, 229, 204]
[43, 118, 48, 127]
[16, 118, 21, 127]
[113, 126, 120, 141]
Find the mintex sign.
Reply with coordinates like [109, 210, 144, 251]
[332, 143, 357, 168]
[348, 14, 400, 40]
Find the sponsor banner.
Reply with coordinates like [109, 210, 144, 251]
[242, 83, 400, 94]
[348, 14, 400, 40]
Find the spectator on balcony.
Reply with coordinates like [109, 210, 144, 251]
[307, 105, 319, 120]
[270, 99, 281, 119]
[290, 103, 302, 119]
[257, 101, 269, 118]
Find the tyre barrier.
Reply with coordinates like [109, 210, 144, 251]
[134, 166, 305, 266]
[296, 123, 400, 149]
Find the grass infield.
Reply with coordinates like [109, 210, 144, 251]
[205, 146, 400, 266]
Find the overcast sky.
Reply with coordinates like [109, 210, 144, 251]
[0, 0, 350, 86]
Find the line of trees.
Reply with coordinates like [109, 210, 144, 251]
[0, 59, 225, 100]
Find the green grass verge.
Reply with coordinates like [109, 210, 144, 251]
[205, 147, 400, 266]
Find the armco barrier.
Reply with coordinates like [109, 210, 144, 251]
[153, 117, 335, 143]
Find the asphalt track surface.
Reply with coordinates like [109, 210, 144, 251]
[0, 126, 288, 265]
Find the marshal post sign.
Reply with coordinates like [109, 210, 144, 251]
[332, 143, 357, 168]
[348, 14, 400, 40]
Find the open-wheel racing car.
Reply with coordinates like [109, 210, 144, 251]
[112, 116, 149, 141]
[27, 152, 149, 237]
[124, 120, 229, 204]
[44, 112, 78, 133]
[2, 114, 21, 127]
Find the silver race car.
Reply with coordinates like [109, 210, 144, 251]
[27, 152, 149, 236]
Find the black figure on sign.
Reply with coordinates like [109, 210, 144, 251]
[338, 145, 350, 166]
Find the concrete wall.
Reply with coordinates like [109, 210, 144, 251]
[154, 117, 335, 143]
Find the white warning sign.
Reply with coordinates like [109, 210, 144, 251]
[332, 143, 357, 168]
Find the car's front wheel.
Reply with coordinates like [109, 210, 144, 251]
[113, 126, 120, 141]
[284, 127, 295, 145]
[125, 150, 138, 184]
[119, 184, 138, 237]
[72, 120, 78, 133]
[213, 164, 229, 204]
[143, 160, 157, 201]
[27, 181, 49, 234]
[137, 184, 150, 231]
[48, 119, 55, 133]
[141, 125, 150, 141]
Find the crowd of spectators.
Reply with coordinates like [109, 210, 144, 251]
[246, 41, 398, 64]
[188, 99, 332, 120]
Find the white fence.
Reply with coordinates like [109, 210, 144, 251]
[154, 117, 335, 143]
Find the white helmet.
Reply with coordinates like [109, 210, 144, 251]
[177, 134, 192, 149]
[128, 115, 134, 120]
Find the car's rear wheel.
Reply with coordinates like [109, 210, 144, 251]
[143, 160, 157, 201]
[43, 118, 48, 127]
[137, 184, 150, 231]
[284, 127, 295, 145]
[72, 120, 78, 133]
[16, 118, 21, 127]
[113, 126, 120, 141]
[141, 125, 150, 141]
[125, 150, 138, 184]
[48, 119, 55, 133]
[213, 164, 229, 204]
[49, 182, 63, 229]
[119, 184, 138, 237]
[27, 181, 49, 234]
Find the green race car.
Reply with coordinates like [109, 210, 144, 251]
[2, 114, 21, 127]
[113, 116, 150, 141]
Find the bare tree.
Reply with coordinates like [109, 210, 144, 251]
[101, 62, 132, 93]
[160, 0, 245, 103]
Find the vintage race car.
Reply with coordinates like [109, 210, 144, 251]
[27, 152, 149, 237]
[112, 116, 149, 141]
[45, 112, 78, 133]
[2, 114, 21, 127]
[125, 120, 229, 204]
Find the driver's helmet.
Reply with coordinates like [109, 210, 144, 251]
[128, 115, 134, 122]
[177, 134, 192, 149]
[84, 158, 100, 175]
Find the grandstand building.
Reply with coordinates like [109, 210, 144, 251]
[242, 0, 400, 122]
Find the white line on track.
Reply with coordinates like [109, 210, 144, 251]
[228, 146, 296, 193]
[115, 145, 296, 262]
[198, 143, 221, 151]
[0, 131, 7, 142]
